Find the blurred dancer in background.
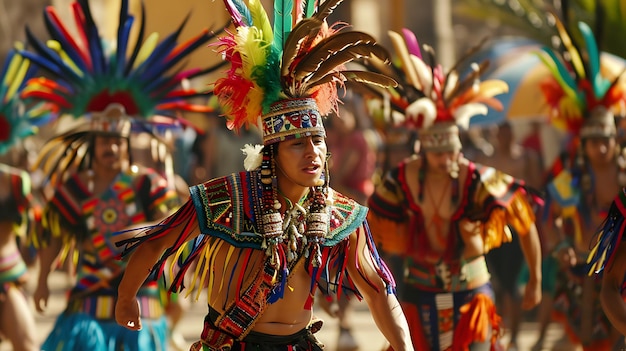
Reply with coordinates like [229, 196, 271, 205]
[19, 0, 220, 349]
[366, 31, 542, 350]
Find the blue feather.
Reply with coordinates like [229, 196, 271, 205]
[130, 18, 186, 80]
[141, 32, 214, 89]
[233, 0, 253, 26]
[125, 3, 146, 76]
[20, 32, 83, 84]
[116, 0, 132, 77]
[81, 3, 106, 74]
[42, 11, 87, 72]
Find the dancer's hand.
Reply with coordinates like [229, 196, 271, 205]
[115, 296, 142, 330]
[33, 282, 49, 313]
[521, 277, 542, 310]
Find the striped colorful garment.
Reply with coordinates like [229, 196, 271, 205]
[0, 165, 39, 241]
[0, 168, 32, 296]
[41, 167, 177, 351]
[367, 157, 538, 350]
[0, 250, 28, 295]
[552, 264, 614, 351]
[118, 170, 395, 346]
[42, 313, 168, 351]
[546, 159, 619, 350]
[189, 316, 324, 351]
[367, 158, 539, 291]
[395, 283, 500, 351]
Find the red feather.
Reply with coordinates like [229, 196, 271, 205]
[70, 2, 92, 72]
[47, 7, 91, 69]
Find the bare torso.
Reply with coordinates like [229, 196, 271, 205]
[403, 157, 486, 265]
[207, 242, 313, 335]
[575, 165, 619, 253]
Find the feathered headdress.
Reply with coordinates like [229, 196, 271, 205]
[206, 0, 396, 279]
[213, 0, 396, 145]
[0, 47, 53, 155]
[536, 19, 626, 139]
[357, 29, 508, 151]
[20, 0, 222, 120]
[20, 0, 224, 184]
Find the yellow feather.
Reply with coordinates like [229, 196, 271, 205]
[460, 80, 509, 103]
[248, 0, 274, 44]
[219, 246, 236, 294]
[388, 30, 419, 90]
[587, 240, 599, 264]
[133, 32, 160, 69]
[186, 240, 211, 299]
[236, 27, 269, 79]
[554, 19, 585, 79]
[47, 40, 82, 77]
[245, 86, 265, 121]
[4, 54, 27, 100]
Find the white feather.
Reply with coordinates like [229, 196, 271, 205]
[241, 144, 264, 171]
[405, 97, 437, 129]
[444, 70, 458, 100]
[410, 55, 433, 97]
[453, 103, 488, 130]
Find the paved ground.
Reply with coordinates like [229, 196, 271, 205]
[2, 271, 581, 351]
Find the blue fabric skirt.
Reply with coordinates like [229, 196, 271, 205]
[41, 312, 168, 351]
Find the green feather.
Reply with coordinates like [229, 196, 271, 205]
[578, 21, 606, 98]
[304, 0, 316, 18]
[273, 0, 293, 52]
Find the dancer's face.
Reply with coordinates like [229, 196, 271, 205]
[275, 135, 327, 190]
[424, 149, 460, 176]
[584, 137, 616, 165]
[93, 135, 128, 170]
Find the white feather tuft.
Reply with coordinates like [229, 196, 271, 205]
[453, 103, 488, 130]
[241, 144, 264, 171]
[405, 97, 437, 129]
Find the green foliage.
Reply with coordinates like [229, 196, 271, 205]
[455, 0, 626, 57]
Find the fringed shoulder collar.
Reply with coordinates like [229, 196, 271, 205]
[190, 171, 367, 249]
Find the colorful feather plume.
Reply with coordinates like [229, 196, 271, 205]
[0, 46, 54, 155]
[356, 29, 508, 130]
[19, 0, 225, 120]
[214, 0, 397, 131]
[535, 19, 626, 135]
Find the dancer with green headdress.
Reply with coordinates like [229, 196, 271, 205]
[114, 0, 414, 350]
[537, 18, 626, 351]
